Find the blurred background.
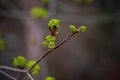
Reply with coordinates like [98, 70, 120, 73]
[0, 0, 120, 80]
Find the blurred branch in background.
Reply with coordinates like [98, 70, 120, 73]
[0, 0, 20, 9]
[0, 9, 25, 19]
[48, 0, 57, 17]
[0, 70, 17, 80]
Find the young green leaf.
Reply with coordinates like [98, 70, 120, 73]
[43, 41, 49, 48]
[77, 25, 87, 33]
[13, 56, 27, 68]
[48, 42, 55, 48]
[69, 25, 77, 32]
[43, 35, 56, 48]
[48, 19, 60, 30]
[26, 60, 40, 75]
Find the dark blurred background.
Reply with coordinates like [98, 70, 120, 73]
[0, 0, 120, 80]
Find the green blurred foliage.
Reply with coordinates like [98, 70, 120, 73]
[0, 33, 5, 51]
[75, 0, 94, 4]
[42, 0, 49, 4]
[45, 76, 55, 80]
[30, 7, 48, 18]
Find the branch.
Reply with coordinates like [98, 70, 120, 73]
[0, 65, 27, 73]
[54, 32, 76, 49]
[26, 72, 34, 80]
[0, 65, 33, 80]
[28, 32, 77, 72]
[0, 70, 17, 80]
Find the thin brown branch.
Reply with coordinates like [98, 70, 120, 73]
[0, 31, 78, 80]
[0, 70, 17, 80]
[54, 32, 76, 49]
[28, 32, 77, 72]
[0, 65, 27, 73]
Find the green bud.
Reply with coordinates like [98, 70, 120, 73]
[45, 35, 56, 42]
[26, 60, 40, 75]
[50, 37, 56, 42]
[13, 56, 27, 68]
[43, 35, 56, 48]
[45, 76, 55, 80]
[48, 19, 60, 30]
[69, 25, 77, 32]
[48, 42, 55, 48]
[80, 25, 87, 32]
[43, 41, 48, 48]
[77, 25, 87, 33]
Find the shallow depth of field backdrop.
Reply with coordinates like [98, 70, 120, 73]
[0, 0, 120, 80]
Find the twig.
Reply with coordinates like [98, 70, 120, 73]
[54, 32, 76, 49]
[26, 72, 34, 80]
[0, 70, 17, 80]
[0, 65, 27, 73]
[0, 31, 77, 80]
[28, 32, 77, 72]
